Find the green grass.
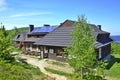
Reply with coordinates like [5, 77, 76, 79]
[46, 60, 66, 67]
[9, 45, 22, 52]
[44, 67, 71, 77]
[52, 61, 66, 66]
[113, 54, 120, 58]
[105, 62, 120, 78]
[23, 64, 45, 79]
[0, 58, 46, 80]
[105, 54, 120, 79]
[44, 67, 84, 80]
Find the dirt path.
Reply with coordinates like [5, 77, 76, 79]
[20, 54, 67, 80]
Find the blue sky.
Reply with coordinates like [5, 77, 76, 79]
[0, 0, 120, 35]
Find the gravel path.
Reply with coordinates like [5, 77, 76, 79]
[20, 54, 67, 80]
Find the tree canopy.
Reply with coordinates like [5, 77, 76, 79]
[0, 26, 46, 80]
[0, 28, 15, 62]
[65, 16, 96, 79]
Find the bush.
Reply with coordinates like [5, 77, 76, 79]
[0, 53, 15, 63]
[0, 58, 46, 80]
[83, 75, 103, 80]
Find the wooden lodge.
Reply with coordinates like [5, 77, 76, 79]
[13, 20, 113, 62]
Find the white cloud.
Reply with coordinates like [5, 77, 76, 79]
[0, 0, 6, 6]
[10, 14, 25, 17]
[0, 6, 7, 11]
[0, 0, 7, 11]
[9, 12, 53, 18]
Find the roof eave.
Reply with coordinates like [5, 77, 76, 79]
[96, 41, 113, 49]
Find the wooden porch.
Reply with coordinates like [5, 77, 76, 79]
[48, 53, 66, 62]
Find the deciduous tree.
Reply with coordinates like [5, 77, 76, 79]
[65, 16, 96, 79]
[0, 28, 15, 62]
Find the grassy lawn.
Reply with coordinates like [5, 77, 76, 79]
[0, 60, 46, 80]
[105, 54, 120, 79]
[46, 60, 67, 67]
[22, 63, 46, 80]
[45, 60, 74, 74]
[44, 67, 71, 77]
[12, 48, 120, 80]
[45, 54, 120, 80]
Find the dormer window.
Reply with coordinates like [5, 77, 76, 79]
[17, 35, 20, 39]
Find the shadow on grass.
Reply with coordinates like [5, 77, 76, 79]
[11, 53, 18, 56]
[105, 55, 120, 69]
[83, 75, 107, 80]
[18, 58, 28, 64]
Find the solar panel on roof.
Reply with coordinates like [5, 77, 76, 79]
[31, 26, 58, 33]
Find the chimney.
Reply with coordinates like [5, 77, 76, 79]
[97, 25, 101, 30]
[29, 25, 34, 32]
[44, 24, 50, 26]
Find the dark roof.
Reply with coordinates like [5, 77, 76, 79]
[25, 26, 58, 42]
[34, 20, 112, 47]
[60, 20, 109, 34]
[59, 19, 75, 26]
[95, 38, 113, 48]
[24, 38, 41, 42]
[89, 24, 109, 37]
[13, 32, 27, 41]
[13, 25, 58, 42]
[13, 20, 112, 47]
[27, 32, 48, 35]
[59, 20, 109, 36]
[34, 27, 73, 47]
[97, 38, 113, 44]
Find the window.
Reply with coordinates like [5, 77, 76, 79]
[16, 41, 20, 44]
[17, 35, 20, 39]
[56, 49, 62, 56]
[49, 48, 54, 54]
[33, 45, 36, 49]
